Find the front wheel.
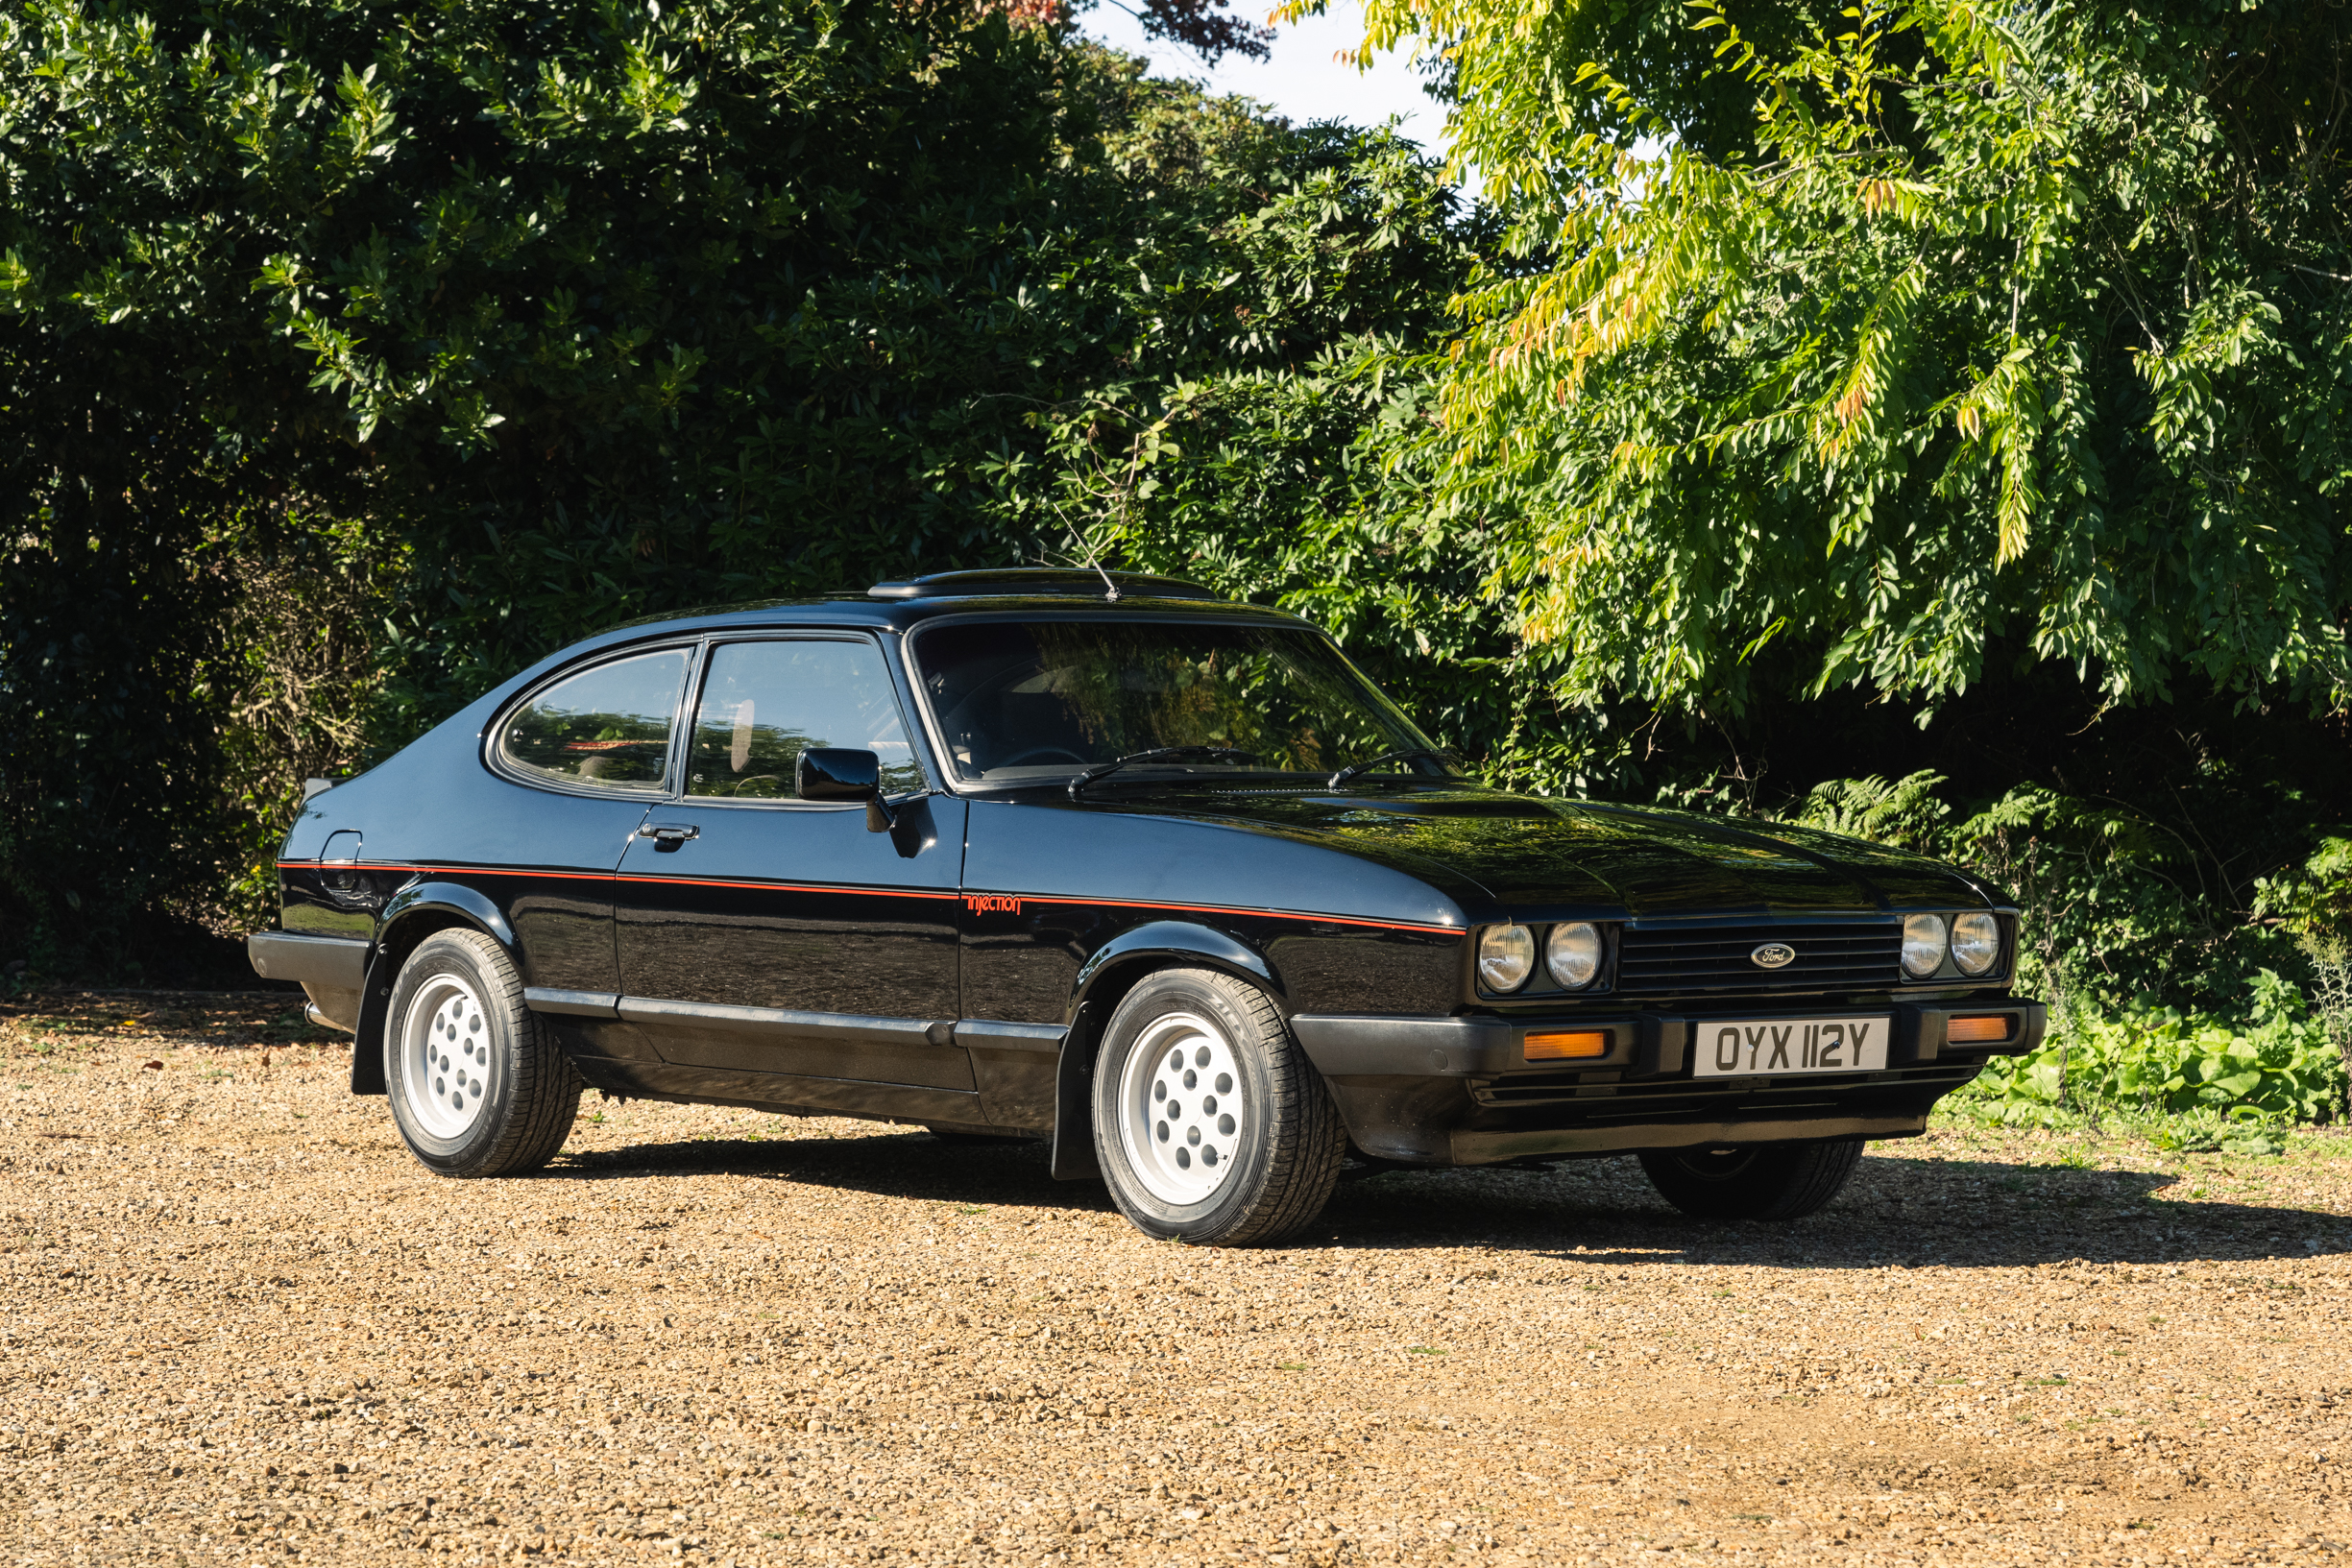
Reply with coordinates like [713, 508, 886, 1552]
[1637, 1141, 1863, 1220]
[1091, 967, 1345, 1246]
[384, 929, 582, 1178]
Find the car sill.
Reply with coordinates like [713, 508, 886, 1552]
[613, 997, 954, 1048]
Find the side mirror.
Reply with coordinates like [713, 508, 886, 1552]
[796, 748, 896, 832]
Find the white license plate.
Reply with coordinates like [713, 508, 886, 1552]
[1691, 1016, 1890, 1077]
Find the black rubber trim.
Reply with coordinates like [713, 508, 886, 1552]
[614, 997, 950, 1046]
[1289, 1014, 1517, 1076]
[1292, 1014, 1644, 1075]
[1050, 1006, 1101, 1182]
[248, 931, 370, 990]
[523, 988, 621, 1019]
[1449, 1114, 1927, 1166]
[1893, 1000, 2049, 1062]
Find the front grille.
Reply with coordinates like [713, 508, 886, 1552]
[1616, 920, 1901, 997]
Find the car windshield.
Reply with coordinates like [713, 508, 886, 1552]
[908, 618, 1455, 786]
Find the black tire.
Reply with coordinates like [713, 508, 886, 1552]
[1637, 1141, 1864, 1220]
[383, 929, 582, 1178]
[1091, 967, 1345, 1246]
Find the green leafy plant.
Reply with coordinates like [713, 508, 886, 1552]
[1959, 971, 2346, 1125]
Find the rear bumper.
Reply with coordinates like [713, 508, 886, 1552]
[247, 931, 370, 1032]
[1290, 999, 2043, 1167]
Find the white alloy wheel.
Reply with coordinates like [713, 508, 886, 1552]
[399, 974, 496, 1140]
[1090, 967, 1346, 1246]
[1116, 1008, 1248, 1204]
[383, 929, 581, 1178]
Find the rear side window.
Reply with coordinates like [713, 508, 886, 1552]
[686, 639, 925, 799]
[497, 649, 690, 792]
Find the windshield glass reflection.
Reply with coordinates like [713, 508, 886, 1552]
[909, 619, 1452, 787]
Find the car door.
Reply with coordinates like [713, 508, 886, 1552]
[475, 643, 691, 1011]
[612, 634, 973, 1093]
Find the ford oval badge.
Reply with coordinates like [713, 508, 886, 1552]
[1750, 942, 1797, 970]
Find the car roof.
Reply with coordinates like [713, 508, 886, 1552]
[530, 570, 1313, 680]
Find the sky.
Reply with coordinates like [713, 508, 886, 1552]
[1075, 0, 1452, 158]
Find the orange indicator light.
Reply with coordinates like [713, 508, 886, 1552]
[1946, 1015, 2012, 1044]
[1525, 1029, 1609, 1061]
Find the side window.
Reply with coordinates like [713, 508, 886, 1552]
[687, 639, 925, 799]
[497, 648, 690, 792]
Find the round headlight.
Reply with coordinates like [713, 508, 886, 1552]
[1951, 911, 2001, 976]
[1901, 913, 1949, 979]
[1545, 921, 1604, 989]
[1478, 924, 1536, 992]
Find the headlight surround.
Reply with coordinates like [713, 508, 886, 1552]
[1545, 921, 1604, 989]
[1901, 913, 1950, 979]
[1477, 924, 1537, 992]
[1951, 911, 2001, 976]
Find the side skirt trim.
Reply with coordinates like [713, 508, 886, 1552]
[524, 988, 620, 1019]
[613, 996, 953, 1048]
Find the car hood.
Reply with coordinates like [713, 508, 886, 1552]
[1156, 788, 2000, 919]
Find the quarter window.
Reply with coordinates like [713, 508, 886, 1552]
[497, 649, 690, 792]
[686, 639, 925, 799]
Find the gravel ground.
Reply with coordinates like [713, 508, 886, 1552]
[5, 994, 2351, 1568]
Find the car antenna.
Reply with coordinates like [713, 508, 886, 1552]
[1056, 512, 1119, 602]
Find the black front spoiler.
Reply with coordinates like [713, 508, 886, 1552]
[1288, 1001, 2043, 1167]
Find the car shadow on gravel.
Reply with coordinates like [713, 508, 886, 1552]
[1315, 1152, 2352, 1269]
[548, 1133, 2350, 1266]
[554, 1127, 1124, 1213]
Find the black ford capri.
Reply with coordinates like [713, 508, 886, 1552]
[251, 569, 2043, 1245]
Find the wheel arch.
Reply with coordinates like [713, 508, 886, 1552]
[352, 882, 521, 1096]
[1049, 920, 1287, 1181]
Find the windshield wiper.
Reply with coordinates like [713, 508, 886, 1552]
[1068, 746, 1262, 800]
[1326, 747, 1456, 788]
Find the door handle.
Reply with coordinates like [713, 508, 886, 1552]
[638, 823, 700, 843]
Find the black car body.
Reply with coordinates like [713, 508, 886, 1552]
[253, 570, 2042, 1242]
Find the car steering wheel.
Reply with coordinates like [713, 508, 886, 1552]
[997, 745, 1089, 767]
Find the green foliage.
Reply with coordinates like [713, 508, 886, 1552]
[2254, 833, 2352, 939]
[208, 513, 406, 937]
[1956, 971, 2348, 1126]
[1004, 128, 1592, 784]
[1786, 764, 2352, 1125]
[1779, 756, 2344, 1019]
[1793, 772, 1952, 856]
[1351, 0, 2352, 715]
[0, 0, 1502, 977]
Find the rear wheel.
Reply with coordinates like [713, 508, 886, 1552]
[384, 929, 582, 1178]
[1091, 967, 1345, 1246]
[1637, 1141, 1863, 1220]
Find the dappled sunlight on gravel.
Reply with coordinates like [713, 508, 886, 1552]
[4, 994, 2351, 1565]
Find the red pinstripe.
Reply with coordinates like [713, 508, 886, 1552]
[274, 862, 1460, 934]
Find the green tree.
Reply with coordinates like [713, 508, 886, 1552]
[1, 1, 1492, 975]
[1345, 0, 2352, 714]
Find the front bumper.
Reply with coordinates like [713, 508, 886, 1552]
[1289, 1000, 2044, 1167]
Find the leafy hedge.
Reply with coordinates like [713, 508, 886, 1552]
[0, 2, 1485, 977]
[1790, 773, 2352, 1125]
